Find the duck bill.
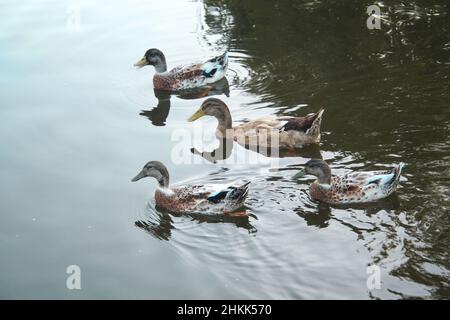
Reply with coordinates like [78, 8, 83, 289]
[134, 57, 148, 69]
[292, 169, 306, 180]
[131, 171, 146, 182]
[187, 109, 205, 122]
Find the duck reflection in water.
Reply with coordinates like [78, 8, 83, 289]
[191, 137, 234, 164]
[191, 135, 323, 164]
[135, 208, 257, 241]
[139, 78, 230, 126]
[294, 192, 401, 230]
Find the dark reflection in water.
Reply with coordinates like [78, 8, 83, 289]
[139, 90, 171, 126]
[191, 137, 235, 163]
[191, 137, 323, 163]
[139, 78, 230, 126]
[136, 210, 174, 241]
[294, 203, 332, 229]
[296, 195, 401, 229]
[135, 208, 257, 242]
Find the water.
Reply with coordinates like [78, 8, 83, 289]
[0, 0, 449, 299]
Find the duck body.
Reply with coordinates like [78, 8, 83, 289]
[188, 98, 324, 149]
[135, 49, 228, 91]
[293, 159, 404, 204]
[132, 161, 249, 215]
[154, 182, 250, 214]
[232, 112, 323, 148]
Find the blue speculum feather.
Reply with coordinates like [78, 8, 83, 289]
[207, 187, 233, 203]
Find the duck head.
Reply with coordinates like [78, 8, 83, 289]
[134, 48, 167, 73]
[131, 160, 170, 187]
[187, 98, 232, 136]
[292, 159, 331, 184]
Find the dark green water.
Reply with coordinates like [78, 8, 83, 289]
[0, 0, 448, 299]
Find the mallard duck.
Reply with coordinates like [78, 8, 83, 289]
[131, 161, 250, 214]
[292, 159, 404, 204]
[188, 98, 324, 148]
[134, 49, 228, 91]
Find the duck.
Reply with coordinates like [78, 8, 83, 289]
[292, 159, 404, 204]
[188, 98, 324, 148]
[131, 161, 250, 215]
[134, 48, 228, 91]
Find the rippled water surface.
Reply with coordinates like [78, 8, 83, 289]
[0, 0, 449, 299]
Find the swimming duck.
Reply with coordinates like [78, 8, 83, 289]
[292, 159, 404, 204]
[131, 161, 250, 214]
[134, 49, 228, 91]
[188, 98, 324, 148]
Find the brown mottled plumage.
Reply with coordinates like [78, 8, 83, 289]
[153, 65, 204, 91]
[293, 159, 404, 204]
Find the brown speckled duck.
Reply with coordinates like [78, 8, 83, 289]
[188, 98, 324, 148]
[292, 159, 404, 204]
[131, 161, 250, 215]
[134, 49, 228, 91]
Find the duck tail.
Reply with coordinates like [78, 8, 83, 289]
[222, 52, 229, 70]
[228, 181, 250, 203]
[306, 108, 324, 136]
[202, 52, 228, 79]
[210, 52, 228, 69]
[387, 162, 404, 190]
[393, 162, 404, 183]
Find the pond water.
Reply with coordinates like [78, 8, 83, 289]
[0, 0, 449, 299]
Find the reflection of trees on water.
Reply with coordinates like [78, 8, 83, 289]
[202, 0, 449, 109]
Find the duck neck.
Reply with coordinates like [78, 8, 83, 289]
[157, 172, 169, 188]
[153, 53, 167, 73]
[317, 166, 332, 185]
[317, 176, 331, 185]
[215, 108, 233, 138]
[154, 61, 167, 73]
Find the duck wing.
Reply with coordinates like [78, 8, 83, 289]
[346, 163, 404, 187]
[172, 185, 213, 202]
[364, 163, 404, 189]
[280, 109, 324, 133]
[169, 181, 249, 214]
[165, 53, 228, 90]
[168, 64, 204, 81]
[338, 163, 405, 200]
[206, 181, 250, 204]
[168, 53, 228, 79]
[236, 117, 290, 132]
